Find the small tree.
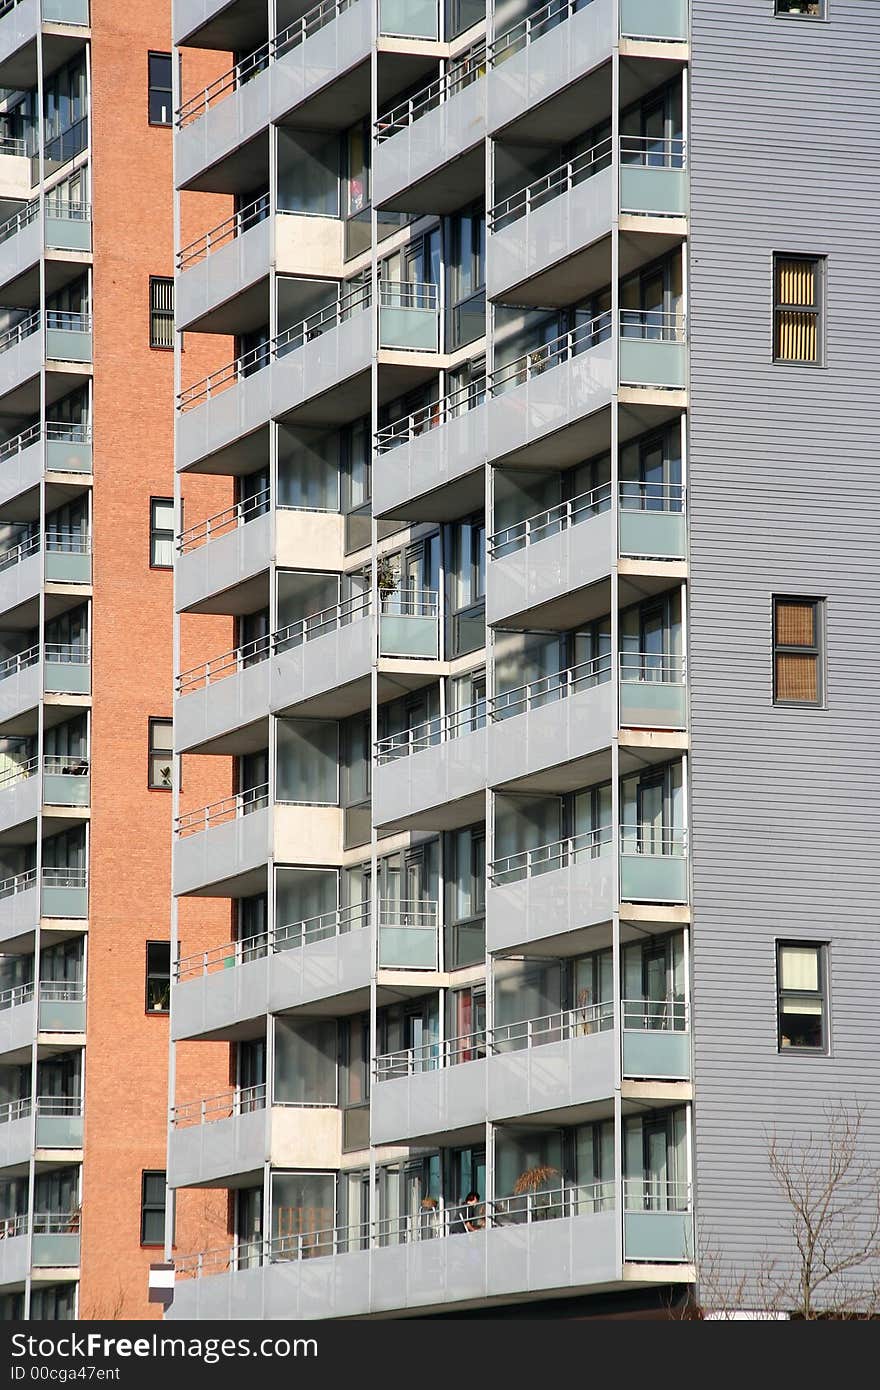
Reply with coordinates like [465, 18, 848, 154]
[765, 1100, 880, 1318]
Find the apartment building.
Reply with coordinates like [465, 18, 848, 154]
[166, 0, 880, 1320]
[0, 2, 215, 1322]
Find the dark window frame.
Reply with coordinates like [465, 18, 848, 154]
[140, 1170, 167, 1247]
[149, 275, 174, 350]
[149, 496, 174, 570]
[776, 940, 828, 1053]
[148, 716, 174, 791]
[148, 52, 173, 128]
[145, 941, 171, 1015]
[774, 1, 825, 18]
[772, 252, 825, 365]
[772, 595, 824, 707]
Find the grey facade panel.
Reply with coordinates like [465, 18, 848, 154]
[688, 0, 880, 1296]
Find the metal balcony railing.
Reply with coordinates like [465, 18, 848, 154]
[175, 783, 269, 838]
[0, 754, 89, 796]
[622, 997, 687, 1031]
[0, 1210, 80, 1240]
[622, 1178, 691, 1213]
[0, 643, 39, 683]
[0, 134, 26, 156]
[620, 135, 687, 170]
[375, 1001, 613, 1079]
[0, 421, 92, 465]
[488, 134, 612, 232]
[43, 641, 90, 667]
[176, 1181, 626, 1277]
[0, 1096, 31, 1125]
[0, 867, 37, 901]
[374, 45, 486, 140]
[176, 632, 270, 696]
[619, 652, 685, 684]
[41, 866, 87, 890]
[375, 376, 486, 453]
[375, 699, 485, 765]
[0, 529, 88, 573]
[172, 1084, 267, 1128]
[378, 279, 438, 312]
[620, 309, 685, 342]
[44, 198, 91, 223]
[619, 480, 685, 514]
[488, 481, 611, 559]
[274, 589, 371, 654]
[0, 198, 38, 246]
[177, 488, 270, 555]
[491, 652, 611, 721]
[490, 825, 612, 886]
[0, 531, 39, 571]
[619, 824, 687, 857]
[178, 281, 371, 411]
[0, 309, 40, 355]
[35, 1094, 82, 1118]
[491, 310, 613, 394]
[176, 0, 357, 127]
[177, 194, 270, 271]
[274, 900, 370, 953]
[0, 981, 34, 1011]
[489, 0, 594, 64]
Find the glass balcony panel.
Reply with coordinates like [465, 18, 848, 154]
[379, 0, 438, 38]
[619, 0, 688, 41]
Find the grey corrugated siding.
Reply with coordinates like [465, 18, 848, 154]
[688, 0, 880, 1302]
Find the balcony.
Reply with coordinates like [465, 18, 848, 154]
[168, 1086, 269, 1187]
[44, 310, 92, 365]
[34, 1095, 83, 1149]
[173, 906, 369, 1043]
[175, 0, 371, 192]
[489, 657, 614, 789]
[487, 830, 613, 952]
[619, 0, 688, 43]
[0, 0, 89, 78]
[0, 1097, 32, 1170]
[176, 198, 271, 332]
[0, 982, 35, 1057]
[622, 998, 690, 1081]
[169, 1086, 346, 1188]
[37, 980, 85, 1033]
[619, 312, 687, 391]
[175, 637, 271, 755]
[30, 1211, 81, 1270]
[378, 280, 439, 353]
[619, 826, 688, 905]
[373, 377, 488, 522]
[0, 754, 89, 835]
[0, 869, 38, 945]
[272, 592, 373, 719]
[176, 490, 271, 614]
[378, 0, 438, 37]
[173, 785, 271, 896]
[0, 979, 85, 1056]
[372, 1003, 615, 1145]
[0, 199, 90, 296]
[373, 702, 487, 834]
[486, 314, 615, 466]
[373, 47, 486, 213]
[619, 652, 686, 731]
[623, 1180, 693, 1263]
[487, 0, 615, 137]
[487, 483, 612, 627]
[488, 148, 613, 305]
[176, 285, 372, 473]
[170, 1187, 691, 1320]
[619, 481, 686, 561]
[620, 137, 688, 220]
[0, 423, 91, 511]
[0, 311, 42, 401]
[43, 641, 90, 696]
[378, 588, 439, 659]
[41, 866, 88, 918]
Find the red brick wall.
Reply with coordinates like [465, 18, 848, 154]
[80, 8, 234, 1319]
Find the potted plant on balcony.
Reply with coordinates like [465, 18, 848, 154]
[376, 556, 398, 604]
[513, 1163, 560, 1221]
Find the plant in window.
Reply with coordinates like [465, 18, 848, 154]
[158, 763, 172, 788]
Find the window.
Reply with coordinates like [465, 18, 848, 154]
[773, 255, 823, 363]
[777, 942, 827, 1050]
[775, 2, 823, 16]
[148, 53, 173, 126]
[773, 597, 823, 705]
[150, 497, 174, 568]
[145, 942, 171, 1013]
[148, 718, 174, 789]
[140, 1171, 167, 1245]
[150, 276, 174, 349]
